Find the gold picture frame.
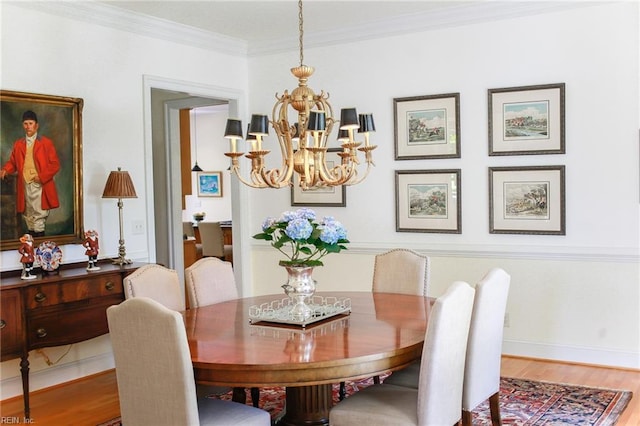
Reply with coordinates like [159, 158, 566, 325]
[0, 90, 84, 250]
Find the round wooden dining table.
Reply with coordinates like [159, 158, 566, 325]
[183, 291, 433, 426]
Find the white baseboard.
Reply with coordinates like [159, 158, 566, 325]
[0, 353, 115, 400]
[503, 339, 640, 370]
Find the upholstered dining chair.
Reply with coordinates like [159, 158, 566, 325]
[184, 257, 261, 408]
[123, 263, 185, 311]
[183, 221, 195, 239]
[185, 257, 237, 308]
[184, 221, 203, 257]
[338, 248, 431, 399]
[330, 281, 475, 426]
[383, 268, 511, 426]
[107, 297, 270, 426]
[372, 248, 430, 296]
[461, 268, 511, 425]
[198, 222, 232, 262]
[123, 263, 228, 398]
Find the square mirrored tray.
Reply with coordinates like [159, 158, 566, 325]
[249, 295, 351, 328]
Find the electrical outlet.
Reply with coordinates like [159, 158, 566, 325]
[504, 312, 510, 328]
[132, 220, 145, 235]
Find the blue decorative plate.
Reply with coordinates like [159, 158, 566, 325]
[36, 241, 63, 272]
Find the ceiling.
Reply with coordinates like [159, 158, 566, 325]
[100, 1, 474, 42]
[95, 1, 593, 55]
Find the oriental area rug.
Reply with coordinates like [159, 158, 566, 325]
[99, 376, 632, 426]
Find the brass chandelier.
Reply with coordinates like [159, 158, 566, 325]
[223, 0, 377, 190]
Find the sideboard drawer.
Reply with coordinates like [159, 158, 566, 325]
[25, 274, 123, 310]
[26, 295, 123, 349]
[1, 289, 24, 360]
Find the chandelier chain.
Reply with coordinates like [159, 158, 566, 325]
[222, 0, 377, 189]
[298, 0, 304, 66]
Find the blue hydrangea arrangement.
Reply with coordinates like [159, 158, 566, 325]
[253, 208, 349, 267]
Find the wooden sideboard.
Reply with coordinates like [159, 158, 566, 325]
[0, 261, 142, 418]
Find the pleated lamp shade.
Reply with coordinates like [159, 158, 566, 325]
[102, 168, 138, 199]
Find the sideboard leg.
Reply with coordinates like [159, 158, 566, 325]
[20, 355, 30, 418]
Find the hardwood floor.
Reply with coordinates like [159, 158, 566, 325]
[1, 356, 638, 425]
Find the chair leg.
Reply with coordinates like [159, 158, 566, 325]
[373, 375, 380, 384]
[489, 392, 502, 425]
[461, 409, 472, 426]
[339, 381, 346, 400]
[250, 387, 260, 408]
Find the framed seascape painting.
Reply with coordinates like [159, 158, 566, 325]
[394, 93, 460, 160]
[489, 165, 565, 235]
[488, 83, 565, 156]
[0, 90, 84, 250]
[197, 171, 223, 197]
[291, 149, 346, 207]
[395, 169, 461, 233]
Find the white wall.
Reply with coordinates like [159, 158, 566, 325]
[247, 2, 640, 369]
[0, 3, 248, 397]
[0, 0, 638, 400]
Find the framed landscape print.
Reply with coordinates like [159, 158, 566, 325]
[395, 169, 461, 233]
[0, 90, 84, 250]
[489, 165, 565, 235]
[291, 149, 346, 206]
[197, 171, 223, 197]
[394, 93, 460, 160]
[488, 83, 565, 156]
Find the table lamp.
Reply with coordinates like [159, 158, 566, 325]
[102, 167, 137, 265]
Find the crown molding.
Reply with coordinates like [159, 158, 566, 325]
[249, 1, 603, 56]
[13, 1, 604, 57]
[13, 1, 248, 57]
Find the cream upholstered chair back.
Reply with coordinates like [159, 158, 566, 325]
[107, 297, 199, 425]
[123, 264, 185, 312]
[183, 221, 195, 239]
[185, 257, 238, 308]
[372, 249, 430, 296]
[107, 297, 270, 426]
[462, 268, 511, 421]
[417, 280, 475, 425]
[329, 281, 474, 426]
[198, 222, 225, 258]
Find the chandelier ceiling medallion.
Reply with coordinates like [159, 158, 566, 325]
[223, 0, 377, 190]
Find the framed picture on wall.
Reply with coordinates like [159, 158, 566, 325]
[197, 171, 223, 197]
[395, 169, 461, 233]
[488, 83, 565, 156]
[0, 90, 84, 250]
[291, 149, 346, 206]
[394, 93, 460, 160]
[489, 165, 565, 235]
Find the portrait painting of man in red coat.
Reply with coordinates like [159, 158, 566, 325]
[1, 110, 61, 237]
[0, 91, 84, 250]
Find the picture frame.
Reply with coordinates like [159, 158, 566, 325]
[488, 83, 565, 156]
[197, 171, 223, 197]
[0, 90, 84, 250]
[395, 169, 461, 233]
[489, 165, 565, 235]
[394, 93, 460, 160]
[291, 149, 346, 207]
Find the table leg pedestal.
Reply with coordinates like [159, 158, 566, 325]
[279, 384, 332, 426]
